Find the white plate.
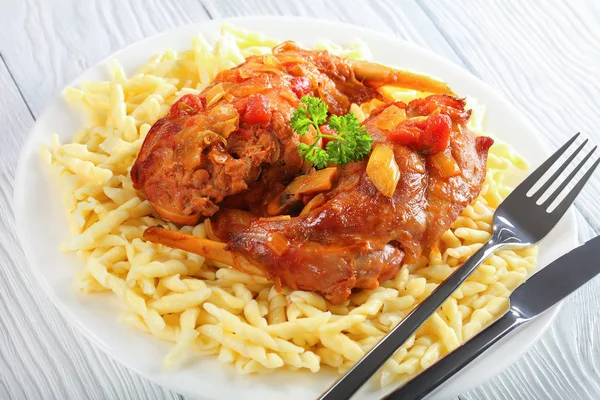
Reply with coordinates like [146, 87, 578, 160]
[14, 17, 577, 400]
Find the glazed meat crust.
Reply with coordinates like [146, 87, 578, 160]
[131, 42, 383, 224]
[217, 96, 493, 303]
[134, 41, 492, 303]
[131, 41, 454, 224]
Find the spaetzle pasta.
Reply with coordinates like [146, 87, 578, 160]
[43, 24, 537, 388]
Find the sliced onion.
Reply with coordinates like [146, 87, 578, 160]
[263, 55, 281, 67]
[280, 88, 299, 106]
[273, 54, 307, 64]
[238, 68, 253, 79]
[360, 99, 385, 116]
[286, 167, 338, 195]
[200, 130, 227, 147]
[366, 144, 401, 197]
[409, 116, 428, 123]
[255, 65, 285, 75]
[204, 219, 220, 241]
[350, 103, 366, 123]
[430, 151, 461, 178]
[265, 232, 290, 256]
[300, 193, 326, 216]
[267, 192, 302, 216]
[375, 105, 407, 130]
[205, 83, 225, 108]
[222, 82, 236, 91]
[212, 116, 239, 138]
[266, 168, 337, 215]
[229, 82, 270, 97]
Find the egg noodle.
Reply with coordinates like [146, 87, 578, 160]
[42, 25, 537, 387]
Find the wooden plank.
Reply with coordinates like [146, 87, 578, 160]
[2, 1, 598, 399]
[465, 224, 600, 399]
[0, 54, 33, 174]
[468, 209, 600, 400]
[0, 56, 181, 400]
[202, 0, 465, 66]
[0, 0, 211, 117]
[0, 1, 467, 398]
[207, 1, 600, 399]
[417, 1, 600, 399]
[0, 0, 213, 398]
[419, 0, 600, 232]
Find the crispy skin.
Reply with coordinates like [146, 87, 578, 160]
[131, 42, 382, 224]
[219, 96, 493, 303]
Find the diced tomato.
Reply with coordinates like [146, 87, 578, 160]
[169, 94, 206, 118]
[386, 115, 426, 145]
[232, 97, 248, 113]
[244, 94, 272, 125]
[386, 125, 421, 146]
[232, 97, 248, 116]
[420, 114, 452, 154]
[215, 68, 245, 83]
[290, 76, 311, 97]
[370, 101, 407, 118]
[407, 95, 469, 121]
[320, 125, 338, 146]
[408, 95, 455, 115]
[386, 113, 451, 154]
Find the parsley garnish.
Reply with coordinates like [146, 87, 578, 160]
[291, 96, 373, 169]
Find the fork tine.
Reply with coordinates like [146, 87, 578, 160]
[532, 139, 588, 201]
[514, 132, 580, 195]
[548, 156, 600, 217]
[542, 146, 596, 208]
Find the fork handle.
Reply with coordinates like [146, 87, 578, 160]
[384, 311, 522, 400]
[319, 239, 503, 400]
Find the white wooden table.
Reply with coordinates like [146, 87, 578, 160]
[1, 1, 599, 399]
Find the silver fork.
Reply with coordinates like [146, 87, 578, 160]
[319, 133, 599, 400]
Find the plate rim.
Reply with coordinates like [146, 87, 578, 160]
[13, 15, 577, 399]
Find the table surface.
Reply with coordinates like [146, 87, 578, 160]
[1, 0, 599, 399]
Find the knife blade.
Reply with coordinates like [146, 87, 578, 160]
[385, 234, 600, 400]
[508, 234, 600, 317]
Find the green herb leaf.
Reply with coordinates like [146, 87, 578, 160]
[300, 95, 328, 125]
[290, 108, 312, 135]
[290, 96, 373, 169]
[297, 143, 330, 169]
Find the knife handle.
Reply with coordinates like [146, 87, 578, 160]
[384, 310, 523, 400]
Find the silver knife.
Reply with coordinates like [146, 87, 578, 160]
[384, 234, 600, 400]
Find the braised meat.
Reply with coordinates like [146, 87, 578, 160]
[131, 42, 453, 224]
[144, 95, 493, 303]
